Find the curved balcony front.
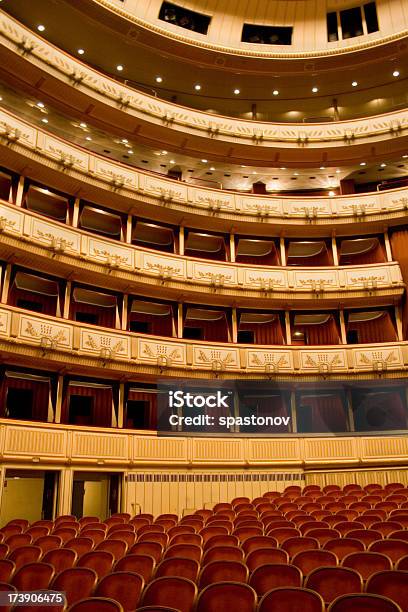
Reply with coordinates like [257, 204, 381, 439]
[1, 107, 408, 233]
[0, 13, 407, 165]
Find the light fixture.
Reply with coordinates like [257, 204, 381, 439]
[280, 167, 286, 170]
[37, 25, 45, 32]
[201, 159, 208, 163]
[170, 160, 176, 164]
[41, 118, 48, 123]
[122, 139, 128, 144]
[312, 87, 319, 93]
[320, 166, 326, 170]
[78, 48, 85, 55]
[79, 122, 87, 128]
[210, 166, 215, 171]
[161, 150, 167, 155]
[352, 81, 358, 87]
[360, 162, 367, 166]
[128, 150, 134, 154]
[403, 155, 408, 159]
[240, 165, 246, 168]
[273, 90, 279, 96]
[336, 169, 341, 173]
[116, 65, 124, 72]
[233, 89, 240, 95]
[293, 172, 299, 176]
[37, 102, 45, 108]
[194, 84, 201, 91]
[380, 163, 387, 167]
[86, 136, 92, 141]
[252, 171, 257, 175]
[393, 70, 400, 77]
[328, 190, 335, 196]
[155, 76, 163, 83]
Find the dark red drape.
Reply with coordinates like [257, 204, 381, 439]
[348, 312, 397, 344]
[10, 288, 57, 316]
[0, 376, 50, 421]
[127, 390, 157, 429]
[129, 313, 173, 337]
[301, 395, 347, 432]
[340, 242, 386, 265]
[185, 317, 229, 342]
[239, 318, 285, 345]
[294, 316, 340, 346]
[70, 302, 116, 328]
[236, 243, 280, 266]
[62, 384, 113, 427]
[251, 396, 290, 433]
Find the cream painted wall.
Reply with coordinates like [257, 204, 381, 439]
[0, 477, 44, 525]
[83, 479, 109, 520]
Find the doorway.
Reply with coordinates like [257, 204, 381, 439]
[0, 469, 58, 525]
[71, 472, 121, 519]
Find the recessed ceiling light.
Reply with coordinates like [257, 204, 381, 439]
[37, 102, 45, 108]
[293, 172, 299, 176]
[194, 84, 201, 91]
[240, 165, 246, 168]
[79, 122, 87, 128]
[280, 167, 286, 170]
[273, 90, 279, 96]
[0, 96, 3, 102]
[210, 166, 215, 171]
[312, 87, 319, 93]
[78, 48, 85, 55]
[155, 76, 163, 83]
[170, 160, 176, 164]
[128, 150, 134, 154]
[37, 24, 45, 32]
[116, 65, 124, 72]
[201, 159, 208, 163]
[320, 166, 326, 170]
[86, 136, 92, 141]
[328, 190, 335, 196]
[41, 118, 48, 123]
[352, 81, 358, 87]
[233, 89, 240, 95]
[122, 139, 128, 144]
[252, 171, 257, 175]
[402, 155, 408, 159]
[336, 169, 341, 173]
[360, 162, 367, 166]
[380, 163, 387, 167]
[393, 70, 400, 77]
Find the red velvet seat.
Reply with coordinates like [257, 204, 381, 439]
[368, 539, 408, 564]
[249, 563, 302, 596]
[43, 548, 77, 573]
[195, 581, 256, 612]
[77, 550, 115, 578]
[305, 566, 363, 605]
[95, 539, 128, 560]
[292, 550, 338, 575]
[367, 570, 408, 612]
[341, 551, 392, 580]
[67, 597, 122, 611]
[258, 586, 324, 612]
[95, 571, 144, 611]
[328, 593, 402, 611]
[164, 544, 202, 563]
[198, 560, 248, 588]
[245, 548, 289, 571]
[8, 546, 42, 570]
[11, 562, 54, 591]
[155, 557, 200, 581]
[130, 542, 164, 563]
[202, 545, 244, 564]
[140, 576, 197, 612]
[241, 536, 277, 554]
[51, 567, 98, 606]
[114, 553, 155, 582]
[324, 538, 365, 560]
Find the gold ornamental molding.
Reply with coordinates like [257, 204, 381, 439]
[92, 0, 408, 60]
[1, 419, 408, 470]
[1, 106, 408, 231]
[0, 304, 408, 380]
[0, 12, 407, 153]
[0, 199, 404, 308]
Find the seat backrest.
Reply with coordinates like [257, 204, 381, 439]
[258, 586, 325, 612]
[324, 538, 365, 560]
[95, 539, 128, 560]
[141, 576, 198, 612]
[0, 559, 15, 582]
[95, 570, 144, 610]
[202, 545, 244, 564]
[369, 539, 408, 564]
[65, 537, 94, 557]
[282, 536, 319, 558]
[164, 544, 202, 562]
[305, 566, 363, 605]
[267, 528, 300, 544]
[0, 544, 9, 561]
[11, 562, 55, 591]
[114, 554, 156, 581]
[249, 563, 302, 596]
[396, 555, 408, 570]
[8, 545, 42, 570]
[5, 534, 32, 551]
[35, 535, 63, 554]
[155, 557, 200, 581]
[327, 593, 402, 612]
[342, 551, 392, 580]
[79, 530, 106, 547]
[170, 534, 202, 547]
[195, 581, 256, 612]
[245, 547, 288, 571]
[77, 550, 115, 578]
[292, 550, 338, 575]
[130, 541, 164, 562]
[241, 536, 277, 554]
[43, 547, 78, 572]
[138, 532, 168, 547]
[367, 569, 408, 612]
[204, 535, 240, 551]
[199, 560, 248, 588]
[67, 596, 123, 611]
[199, 527, 229, 545]
[51, 567, 98, 605]
[306, 529, 341, 546]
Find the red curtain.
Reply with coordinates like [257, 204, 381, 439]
[348, 312, 397, 344]
[185, 317, 229, 342]
[70, 302, 116, 328]
[10, 288, 57, 316]
[127, 390, 157, 429]
[288, 245, 333, 266]
[239, 318, 285, 345]
[236, 243, 280, 266]
[296, 316, 340, 345]
[302, 395, 347, 432]
[61, 384, 113, 427]
[361, 391, 407, 430]
[391, 229, 408, 338]
[0, 376, 50, 421]
[253, 395, 290, 432]
[129, 313, 173, 337]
